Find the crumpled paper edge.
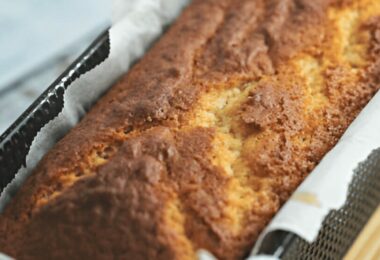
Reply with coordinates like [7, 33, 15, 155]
[251, 89, 380, 255]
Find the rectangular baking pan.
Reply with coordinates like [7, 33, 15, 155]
[1, 29, 380, 259]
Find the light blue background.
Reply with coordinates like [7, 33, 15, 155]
[0, 0, 111, 133]
[0, 0, 111, 90]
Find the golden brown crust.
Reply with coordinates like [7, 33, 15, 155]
[1, 0, 380, 259]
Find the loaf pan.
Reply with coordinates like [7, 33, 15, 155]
[0, 29, 380, 259]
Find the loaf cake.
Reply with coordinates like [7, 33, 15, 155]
[1, 0, 380, 259]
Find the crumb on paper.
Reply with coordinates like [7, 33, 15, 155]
[291, 192, 321, 207]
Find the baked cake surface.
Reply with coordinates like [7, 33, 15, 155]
[1, 0, 380, 259]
